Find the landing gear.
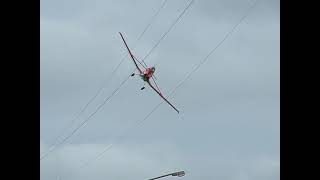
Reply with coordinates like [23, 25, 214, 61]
[141, 81, 146, 90]
[131, 73, 135, 77]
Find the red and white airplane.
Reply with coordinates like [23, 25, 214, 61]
[119, 32, 179, 113]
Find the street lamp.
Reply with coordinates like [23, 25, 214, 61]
[148, 171, 185, 180]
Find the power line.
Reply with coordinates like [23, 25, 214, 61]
[141, 0, 195, 62]
[41, 0, 169, 160]
[60, 0, 196, 176]
[65, 0, 258, 175]
[60, 0, 194, 157]
[140, 0, 260, 120]
[136, 0, 168, 42]
[171, 0, 259, 96]
[40, 75, 130, 161]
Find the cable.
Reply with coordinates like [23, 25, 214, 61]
[136, 0, 168, 42]
[124, 0, 169, 68]
[141, 0, 260, 120]
[60, 0, 197, 176]
[40, 75, 130, 161]
[65, 0, 258, 174]
[41, 57, 125, 158]
[171, 0, 259, 95]
[141, 0, 195, 62]
[41, 0, 169, 159]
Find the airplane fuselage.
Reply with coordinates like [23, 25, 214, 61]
[140, 67, 155, 81]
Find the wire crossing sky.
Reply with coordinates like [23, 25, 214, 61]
[41, 0, 279, 180]
[40, 0, 170, 160]
[58, 0, 263, 179]
[41, 0, 195, 162]
[40, 75, 130, 160]
[141, 0, 195, 62]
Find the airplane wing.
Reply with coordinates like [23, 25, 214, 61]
[119, 32, 143, 74]
[147, 79, 179, 113]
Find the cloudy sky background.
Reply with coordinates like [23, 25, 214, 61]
[40, 0, 279, 179]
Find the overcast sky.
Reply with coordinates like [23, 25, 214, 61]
[40, 0, 279, 180]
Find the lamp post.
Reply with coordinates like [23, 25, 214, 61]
[148, 171, 185, 180]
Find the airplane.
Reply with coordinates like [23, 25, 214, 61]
[119, 32, 179, 113]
